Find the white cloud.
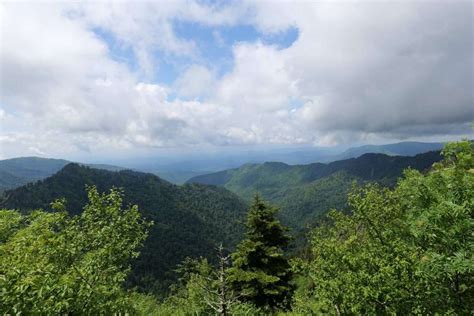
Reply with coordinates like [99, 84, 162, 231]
[174, 65, 215, 98]
[73, 0, 246, 78]
[0, 1, 472, 159]
[215, 42, 297, 112]
[218, 1, 474, 142]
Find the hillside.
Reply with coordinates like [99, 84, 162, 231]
[334, 141, 444, 160]
[0, 157, 125, 192]
[0, 164, 248, 296]
[188, 151, 442, 230]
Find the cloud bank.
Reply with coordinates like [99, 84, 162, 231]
[0, 1, 472, 158]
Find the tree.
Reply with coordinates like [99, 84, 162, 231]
[228, 195, 293, 310]
[154, 246, 253, 316]
[199, 244, 241, 315]
[294, 140, 473, 314]
[0, 186, 151, 314]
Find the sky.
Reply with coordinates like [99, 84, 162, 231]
[0, 0, 473, 160]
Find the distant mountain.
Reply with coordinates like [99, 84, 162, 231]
[153, 170, 212, 184]
[333, 141, 444, 161]
[0, 163, 247, 296]
[0, 157, 125, 192]
[188, 151, 443, 231]
[124, 141, 447, 183]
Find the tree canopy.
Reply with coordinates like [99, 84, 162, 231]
[0, 186, 150, 314]
[293, 140, 474, 314]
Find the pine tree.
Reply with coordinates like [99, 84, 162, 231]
[228, 194, 293, 310]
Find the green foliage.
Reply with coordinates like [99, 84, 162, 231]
[229, 195, 294, 311]
[0, 186, 150, 314]
[149, 257, 216, 315]
[189, 151, 443, 236]
[0, 164, 248, 296]
[1, 142, 469, 314]
[151, 256, 265, 315]
[295, 140, 474, 314]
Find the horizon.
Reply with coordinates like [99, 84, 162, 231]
[0, 139, 460, 170]
[1, 1, 473, 161]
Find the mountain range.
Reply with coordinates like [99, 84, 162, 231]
[126, 141, 445, 182]
[0, 144, 445, 295]
[332, 141, 444, 161]
[0, 141, 446, 190]
[188, 150, 443, 232]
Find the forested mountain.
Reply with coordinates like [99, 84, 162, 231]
[0, 157, 125, 192]
[2, 141, 472, 315]
[0, 149, 453, 298]
[188, 151, 443, 230]
[0, 141, 446, 190]
[124, 141, 447, 182]
[0, 164, 248, 296]
[334, 141, 444, 160]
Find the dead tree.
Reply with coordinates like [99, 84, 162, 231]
[201, 243, 240, 315]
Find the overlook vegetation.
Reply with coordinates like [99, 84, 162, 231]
[0, 140, 472, 314]
[291, 140, 474, 314]
[0, 187, 150, 314]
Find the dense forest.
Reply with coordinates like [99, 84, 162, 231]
[0, 141, 472, 314]
[189, 151, 442, 231]
[0, 165, 248, 296]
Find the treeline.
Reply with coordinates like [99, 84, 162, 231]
[0, 141, 472, 314]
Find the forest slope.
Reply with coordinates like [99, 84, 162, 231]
[188, 151, 442, 229]
[0, 164, 248, 296]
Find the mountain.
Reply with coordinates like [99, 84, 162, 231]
[0, 164, 248, 296]
[152, 170, 213, 184]
[188, 151, 443, 231]
[1, 141, 443, 189]
[333, 141, 444, 161]
[124, 141, 446, 183]
[0, 157, 125, 192]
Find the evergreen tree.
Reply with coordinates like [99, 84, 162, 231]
[228, 195, 293, 310]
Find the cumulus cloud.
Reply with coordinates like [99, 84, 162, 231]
[0, 0, 472, 158]
[174, 65, 215, 98]
[215, 42, 297, 111]
[245, 1, 473, 141]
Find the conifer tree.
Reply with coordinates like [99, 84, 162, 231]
[228, 194, 293, 310]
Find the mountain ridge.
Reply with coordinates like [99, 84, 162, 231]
[0, 163, 248, 296]
[0, 157, 126, 193]
[187, 150, 443, 232]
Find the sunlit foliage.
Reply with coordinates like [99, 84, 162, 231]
[294, 140, 473, 314]
[0, 187, 151, 314]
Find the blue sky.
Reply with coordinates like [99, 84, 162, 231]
[93, 21, 299, 88]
